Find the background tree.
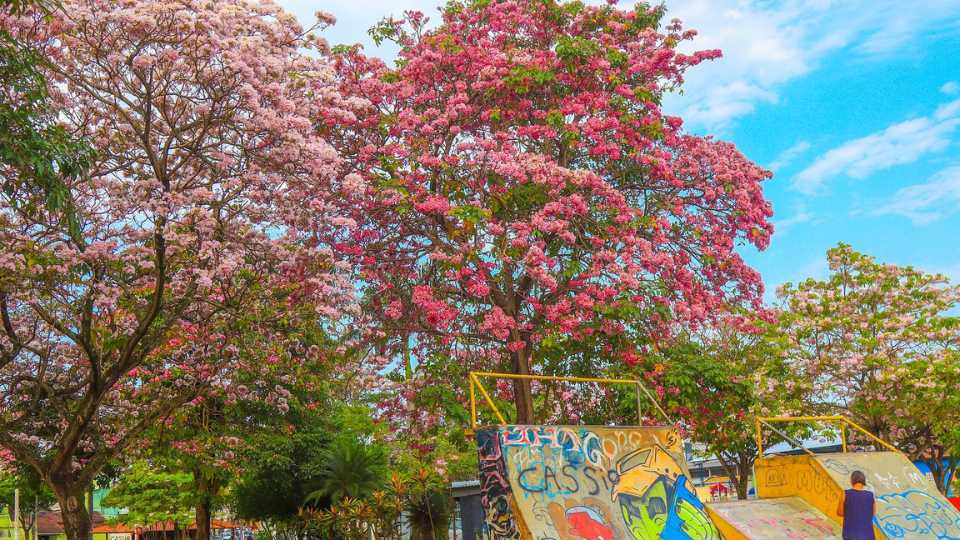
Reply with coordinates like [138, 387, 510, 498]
[776, 243, 960, 492]
[332, 0, 773, 424]
[641, 321, 809, 499]
[136, 286, 342, 540]
[308, 439, 387, 504]
[102, 461, 194, 539]
[888, 350, 960, 493]
[230, 403, 371, 540]
[0, 1, 356, 537]
[0, 466, 56, 537]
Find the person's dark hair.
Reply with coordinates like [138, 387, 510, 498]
[851, 470, 867, 486]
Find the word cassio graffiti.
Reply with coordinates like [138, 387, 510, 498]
[477, 426, 720, 540]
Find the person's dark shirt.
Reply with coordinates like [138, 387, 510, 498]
[842, 488, 876, 540]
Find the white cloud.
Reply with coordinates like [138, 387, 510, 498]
[772, 207, 814, 234]
[769, 140, 811, 172]
[943, 81, 960, 95]
[791, 99, 960, 194]
[854, 0, 960, 58]
[664, 0, 960, 132]
[664, 0, 827, 132]
[870, 165, 960, 224]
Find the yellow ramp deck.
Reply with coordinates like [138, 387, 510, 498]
[706, 497, 842, 539]
[756, 451, 960, 539]
[477, 425, 721, 540]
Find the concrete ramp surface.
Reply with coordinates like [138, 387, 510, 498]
[756, 451, 960, 539]
[477, 425, 721, 540]
[706, 497, 842, 539]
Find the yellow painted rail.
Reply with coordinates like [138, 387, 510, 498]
[468, 371, 670, 431]
[755, 415, 902, 458]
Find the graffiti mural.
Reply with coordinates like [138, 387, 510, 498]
[476, 426, 720, 540]
[875, 490, 960, 539]
[815, 452, 960, 540]
[477, 428, 522, 540]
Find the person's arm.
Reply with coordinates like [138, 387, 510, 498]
[836, 492, 845, 517]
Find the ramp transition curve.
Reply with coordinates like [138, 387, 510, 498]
[755, 451, 960, 539]
[705, 496, 842, 539]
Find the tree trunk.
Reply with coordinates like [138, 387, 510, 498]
[193, 470, 218, 540]
[51, 482, 91, 540]
[947, 460, 959, 496]
[510, 347, 534, 424]
[195, 500, 211, 540]
[736, 456, 753, 500]
[927, 454, 958, 495]
[928, 457, 947, 494]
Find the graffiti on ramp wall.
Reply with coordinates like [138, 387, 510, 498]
[874, 489, 960, 539]
[477, 428, 522, 540]
[477, 426, 720, 540]
[816, 453, 960, 540]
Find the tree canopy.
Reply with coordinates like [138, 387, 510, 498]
[333, 0, 773, 424]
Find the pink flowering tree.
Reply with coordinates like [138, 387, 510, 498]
[332, 0, 773, 424]
[640, 320, 811, 499]
[0, 1, 357, 536]
[775, 243, 960, 492]
[135, 290, 338, 540]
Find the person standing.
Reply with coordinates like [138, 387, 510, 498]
[836, 470, 876, 540]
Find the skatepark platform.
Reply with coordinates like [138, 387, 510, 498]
[706, 496, 842, 539]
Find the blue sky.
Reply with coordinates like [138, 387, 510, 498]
[281, 0, 960, 300]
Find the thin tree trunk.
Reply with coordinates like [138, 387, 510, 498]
[193, 472, 216, 540]
[946, 459, 959, 496]
[51, 482, 91, 540]
[195, 499, 211, 540]
[716, 454, 737, 500]
[736, 456, 753, 500]
[929, 457, 946, 494]
[927, 453, 958, 496]
[510, 347, 534, 424]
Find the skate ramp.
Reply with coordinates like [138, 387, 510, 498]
[476, 425, 721, 540]
[756, 451, 960, 539]
[705, 497, 842, 539]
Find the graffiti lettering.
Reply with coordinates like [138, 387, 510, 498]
[479, 426, 720, 540]
[582, 467, 601, 496]
[875, 489, 960, 540]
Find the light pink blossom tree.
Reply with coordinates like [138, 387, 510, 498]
[332, 0, 773, 424]
[775, 243, 960, 492]
[0, 1, 358, 536]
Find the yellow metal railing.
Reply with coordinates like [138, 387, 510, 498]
[755, 415, 902, 459]
[468, 371, 670, 431]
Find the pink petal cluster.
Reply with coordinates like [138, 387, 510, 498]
[331, 0, 772, 427]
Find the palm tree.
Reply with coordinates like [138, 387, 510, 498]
[306, 438, 387, 505]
